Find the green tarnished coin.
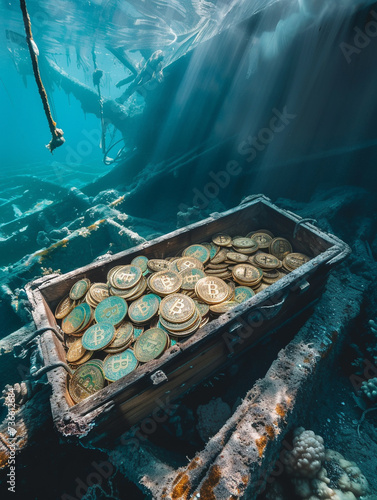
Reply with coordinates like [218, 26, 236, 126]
[182, 244, 210, 263]
[194, 300, 210, 317]
[131, 255, 149, 273]
[69, 362, 105, 404]
[234, 286, 255, 304]
[232, 237, 258, 250]
[103, 350, 138, 382]
[82, 322, 115, 351]
[74, 302, 93, 334]
[105, 321, 134, 350]
[112, 265, 142, 290]
[69, 279, 90, 300]
[133, 327, 144, 339]
[134, 328, 168, 362]
[128, 294, 160, 324]
[180, 268, 206, 290]
[62, 304, 87, 334]
[94, 296, 128, 325]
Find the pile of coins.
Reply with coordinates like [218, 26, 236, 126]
[54, 230, 311, 404]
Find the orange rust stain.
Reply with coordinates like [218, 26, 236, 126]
[199, 464, 222, 500]
[303, 357, 311, 363]
[255, 436, 268, 457]
[265, 425, 275, 440]
[187, 457, 201, 471]
[171, 473, 190, 499]
[87, 219, 106, 231]
[275, 403, 286, 418]
[242, 475, 249, 485]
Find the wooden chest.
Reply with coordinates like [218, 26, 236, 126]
[25, 195, 350, 444]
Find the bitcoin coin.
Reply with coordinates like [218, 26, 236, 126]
[69, 362, 105, 404]
[232, 264, 263, 285]
[250, 232, 273, 249]
[159, 309, 200, 332]
[82, 322, 115, 351]
[88, 283, 110, 304]
[210, 248, 228, 264]
[234, 286, 255, 304]
[112, 265, 142, 290]
[226, 252, 249, 263]
[69, 279, 90, 301]
[55, 296, 75, 319]
[147, 259, 170, 272]
[94, 296, 128, 325]
[131, 255, 149, 273]
[103, 350, 139, 382]
[104, 321, 134, 351]
[70, 350, 93, 367]
[254, 253, 280, 269]
[269, 237, 292, 260]
[193, 300, 210, 317]
[212, 234, 232, 246]
[149, 271, 182, 296]
[62, 304, 87, 334]
[107, 266, 123, 283]
[133, 327, 144, 339]
[283, 253, 310, 270]
[180, 268, 206, 290]
[74, 303, 93, 334]
[195, 277, 230, 304]
[182, 244, 210, 264]
[232, 237, 258, 251]
[160, 293, 196, 323]
[134, 328, 169, 362]
[66, 339, 86, 363]
[176, 256, 204, 272]
[209, 301, 239, 314]
[128, 294, 160, 324]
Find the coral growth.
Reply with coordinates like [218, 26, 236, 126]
[269, 428, 369, 500]
[360, 378, 377, 403]
[281, 427, 325, 478]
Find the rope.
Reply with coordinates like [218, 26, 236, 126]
[19, 0, 65, 153]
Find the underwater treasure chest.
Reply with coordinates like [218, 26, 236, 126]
[25, 195, 350, 444]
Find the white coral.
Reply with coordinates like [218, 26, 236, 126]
[282, 428, 325, 478]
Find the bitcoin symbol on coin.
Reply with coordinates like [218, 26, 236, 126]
[206, 284, 219, 297]
[169, 298, 185, 316]
[137, 302, 149, 314]
[111, 357, 130, 372]
[118, 272, 136, 283]
[161, 275, 175, 288]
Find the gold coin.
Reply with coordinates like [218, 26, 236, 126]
[247, 229, 275, 238]
[176, 256, 204, 272]
[232, 264, 263, 285]
[212, 234, 232, 246]
[104, 321, 134, 351]
[269, 237, 292, 260]
[88, 283, 110, 304]
[232, 237, 258, 251]
[195, 277, 230, 304]
[254, 253, 280, 269]
[250, 232, 273, 249]
[134, 328, 169, 362]
[147, 259, 170, 272]
[149, 271, 182, 296]
[209, 301, 239, 314]
[283, 253, 310, 270]
[69, 362, 105, 404]
[66, 339, 86, 363]
[160, 293, 196, 323]
[55, 296, 75, 319]
[226, 252, 249, 263]
[210, 248, 228, 264]
[70, 350, 93, 367]
[107, 266, 123, 283]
